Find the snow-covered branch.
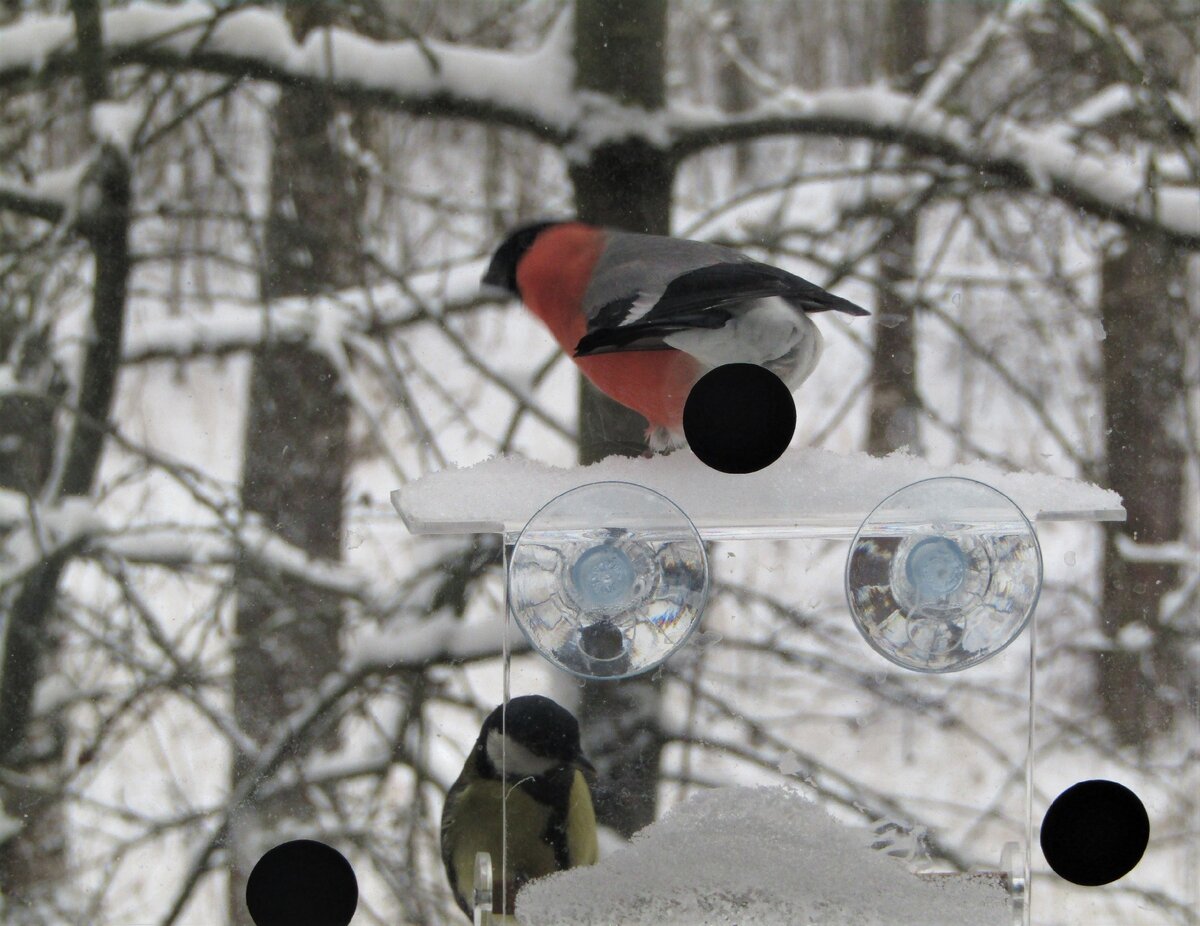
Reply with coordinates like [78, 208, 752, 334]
[121, 260, 486, 363]
[0, 495, 100, 588]
[3, 2, 1196, 251]
[0, 489, 382, 608]
[343, 612, 526, 675]
[0, 171, 72, 224]
[0, 136, 137, 229]
[668, 86, 1200, 248]
[1054, 0, 1198, 153]
[105, 520, 380, 604]
[0, 2, 576, 144]
[916, 4, 1024, 109]
[1116, 534, 1198, 567]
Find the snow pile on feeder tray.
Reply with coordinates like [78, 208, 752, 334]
[516, 786, 1009, 926]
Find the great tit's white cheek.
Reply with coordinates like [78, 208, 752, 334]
[485, 729, 558, 778]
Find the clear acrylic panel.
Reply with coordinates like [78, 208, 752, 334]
[396, 454, 1197, 925]
[504, 525, 1033, 926]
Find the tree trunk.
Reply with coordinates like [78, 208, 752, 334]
[865, 0, 927, 456]
[0, 3, 129, 915]
[568, 0, 673, 838]
[226, 7, 359, 921]
[1048, 0, 1196, 749]
[1096, 232, 1190, 746]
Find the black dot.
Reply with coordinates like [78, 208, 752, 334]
[1040, 780, 1149, 886]
[247, 839, 358, 926]
[683, 363, 796, 474]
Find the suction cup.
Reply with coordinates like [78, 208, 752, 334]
[845, 477, 1042, 673]
[508, 482, 708, 680]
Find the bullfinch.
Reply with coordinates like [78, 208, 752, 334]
[482, 220, 870, 451]
[440, 695, 598, 919]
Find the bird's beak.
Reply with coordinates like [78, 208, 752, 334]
[574, 753, 596, 774]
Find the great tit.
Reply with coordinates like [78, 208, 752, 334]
[481, 220, 868, 451]
[440, 694, 598, 919]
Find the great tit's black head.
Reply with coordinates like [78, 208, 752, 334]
[479, 694, 592, 778]
[481, 220, 567, 297]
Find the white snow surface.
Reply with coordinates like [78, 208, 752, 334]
[393, 448, 1124, 539]
[516, 786, 1010, 926]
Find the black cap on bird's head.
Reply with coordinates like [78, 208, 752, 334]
[481, 220, 568, 297]
[478, 694, 594, 776]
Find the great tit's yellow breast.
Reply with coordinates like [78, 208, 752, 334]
[565, 770, 599, 866]
[444, 769, 597, 912]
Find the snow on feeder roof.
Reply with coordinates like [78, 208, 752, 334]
[393, 447, 1123, 540]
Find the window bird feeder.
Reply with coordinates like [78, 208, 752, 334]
[393, 447, 1124, 924]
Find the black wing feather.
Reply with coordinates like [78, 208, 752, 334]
[586, 294, 640, 334]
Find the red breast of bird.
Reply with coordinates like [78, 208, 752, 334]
[515, 222, 704, 447]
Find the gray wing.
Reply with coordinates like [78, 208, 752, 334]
[576, 231, 867, 357]
[580, 232, 752, 319]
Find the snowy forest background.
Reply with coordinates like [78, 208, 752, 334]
[0, 0, 1197, 924]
